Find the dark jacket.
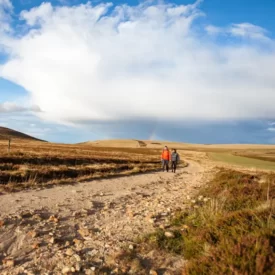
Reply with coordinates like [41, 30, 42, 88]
[171, 152, 180, 162]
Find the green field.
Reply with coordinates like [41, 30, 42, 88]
[209, 152, 275, 170]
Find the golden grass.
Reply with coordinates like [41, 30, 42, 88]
[83, 138, 275, 150]
[0, 140, 163, 192]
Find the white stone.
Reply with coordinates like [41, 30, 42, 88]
[164, 231, 175, 238]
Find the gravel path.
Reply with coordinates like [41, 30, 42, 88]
[0, 158, 213, 274]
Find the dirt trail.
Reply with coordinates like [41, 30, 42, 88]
[0, 156, 213, 274]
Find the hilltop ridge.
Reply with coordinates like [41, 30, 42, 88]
[0, 126, 45, 141]
[81, 138, 275, 150]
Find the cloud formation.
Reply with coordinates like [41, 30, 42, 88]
[0, 101, 41, 113]
[0, 0, 275, 125]
[206, 22, 270, 42]
[0, 0, 12, 32]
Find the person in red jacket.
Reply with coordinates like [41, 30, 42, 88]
[161, 146, 171, 172]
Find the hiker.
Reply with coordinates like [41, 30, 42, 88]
[171, 149, 180, 173]
[161, 146, 170, 172]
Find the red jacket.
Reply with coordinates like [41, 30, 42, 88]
[161, 150, 170, 161]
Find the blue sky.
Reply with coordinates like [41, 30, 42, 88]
[13, 0, 275, 31]
[0, 0, 275, 143]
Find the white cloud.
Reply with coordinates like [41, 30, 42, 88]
[229, 23, 268, 40]
[20, 2, 53, 26]
[0, 0, 12, 32]
[206, 22, 271, 42]
[0, 101, 41, 113]
[205, 25, 222, 35]
[267, 127, 275, 132]
[0, 1, 275, 126]
[0, 0, 12, 10]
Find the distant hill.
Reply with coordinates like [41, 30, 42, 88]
[81, 139, 275, 150]
[81, 139, 192, 149]
[0, 126, 45, 142]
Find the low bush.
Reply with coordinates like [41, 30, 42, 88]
[135, 169, 275, 274]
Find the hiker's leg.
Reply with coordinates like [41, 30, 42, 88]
[166, 161, 169, 172]
[174, 162, 177, 173]
[172, 161, 175, 172]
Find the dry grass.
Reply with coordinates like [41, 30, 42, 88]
[173, 170, 275, 274]
[84, 138, 275, 151]
[0, 140, 163, 192]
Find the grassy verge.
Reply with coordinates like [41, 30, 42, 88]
[180, 169, 275, 274]
[209, 152, 275, 170]
[108, 169, 275, 274]
[234, 150, 275, 163]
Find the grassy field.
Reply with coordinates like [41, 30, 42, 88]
[208, 152, 275, 170]
[0, 140, 165, 192]
[2, 136, 275, 193]
[235, 150, 275, 162]
[85, 138, 275, 150]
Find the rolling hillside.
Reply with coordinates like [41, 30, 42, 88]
[82, 139, 275, 150]
[0, 126, 45, 141]
[82, 139, 195, 149]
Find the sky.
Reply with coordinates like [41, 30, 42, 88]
[0, 0, 275, 144]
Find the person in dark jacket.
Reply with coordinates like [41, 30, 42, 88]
[171, 149, 180, 173]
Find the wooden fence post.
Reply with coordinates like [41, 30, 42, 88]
[8, 138, 11, 153]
